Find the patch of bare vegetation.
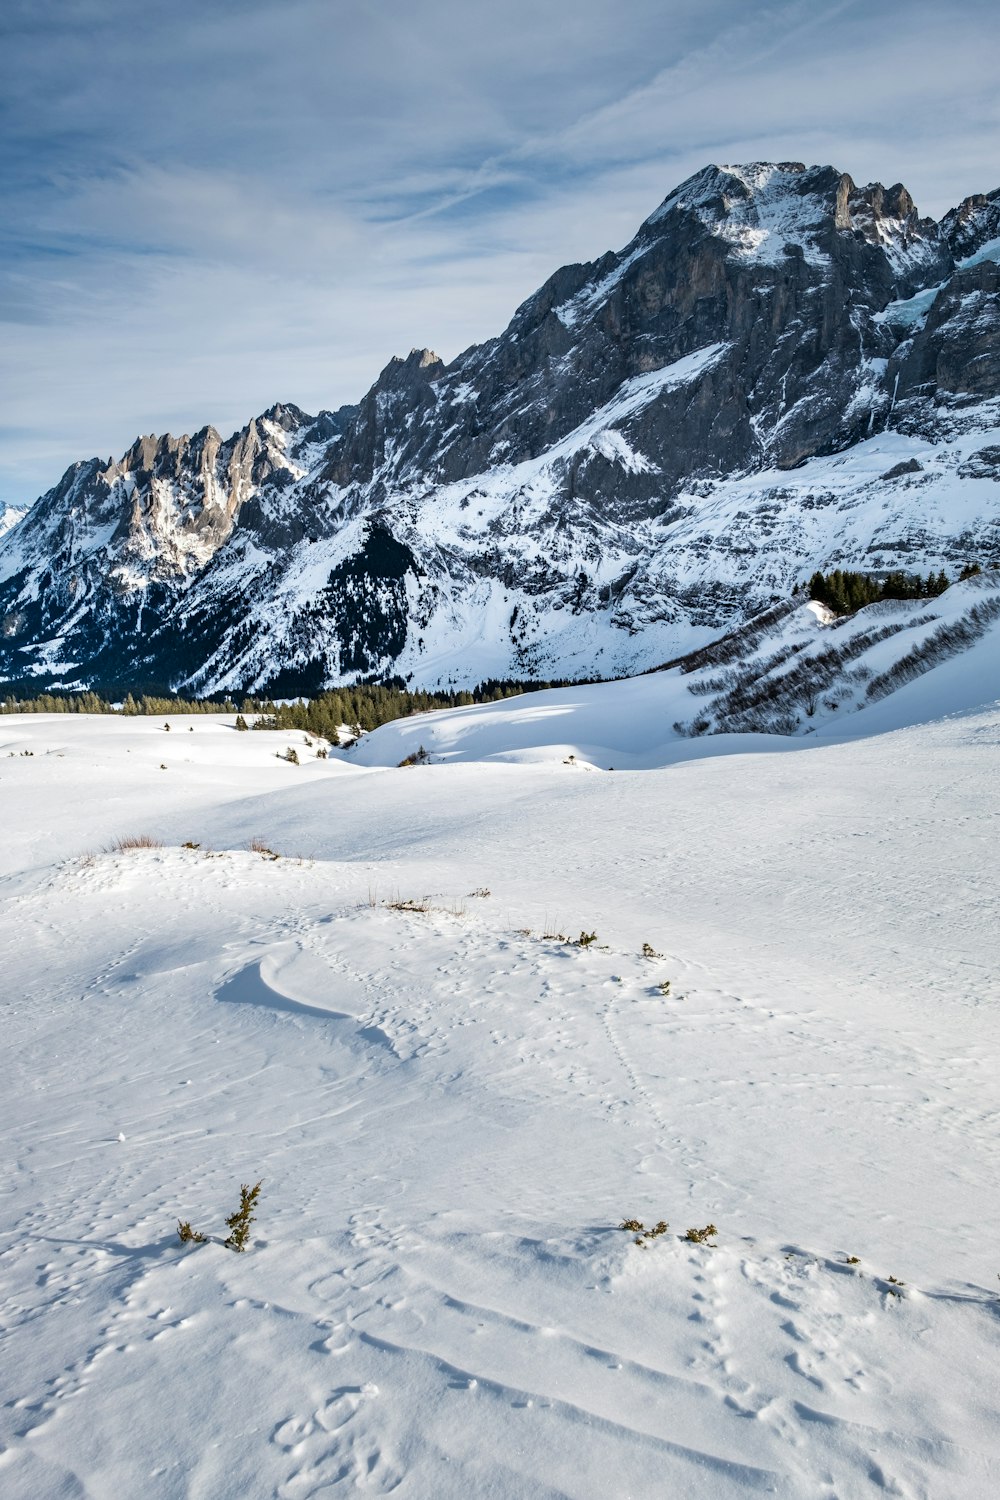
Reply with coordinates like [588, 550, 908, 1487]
[684, 1223, 719, 1245]
[674, 615, 935, 736]
[364, 885, 467, 918]
[247, 838, 281, 860]
[865, 597, 1000, 701]
[619, 1216, 670, 1247]
[541, 928, 599, 947]
[397, 745, 431, 767]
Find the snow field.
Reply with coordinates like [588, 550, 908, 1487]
[0, 699, 998, 1497]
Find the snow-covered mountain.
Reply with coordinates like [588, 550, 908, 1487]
[0, 505, 26, 539]
[2, 161, 999, 695]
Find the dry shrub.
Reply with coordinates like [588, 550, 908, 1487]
[248, 838, 280, 860]
[684, 1224, 718, 1245]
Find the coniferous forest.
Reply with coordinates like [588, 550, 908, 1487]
[0, 677, 588, 739]
[807, 565, 980, 615]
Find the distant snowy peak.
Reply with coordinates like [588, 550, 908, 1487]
[0, 505, 25, 539]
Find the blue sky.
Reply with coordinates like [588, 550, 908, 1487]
[2, 0, 998, 504]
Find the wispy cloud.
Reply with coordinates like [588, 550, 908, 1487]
[2, 0, 997, 502]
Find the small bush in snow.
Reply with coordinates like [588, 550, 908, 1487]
[224, 1181, 263, 1252]
[387, 895, 431, 913]
[684, 1224, 718, 1245]
[619, 1217, 669, 1247]
[398, 745, 430, 767]
[177, 1180, 263, 1252]
[110, 835, 162, 852]
[248, 838, 280, 860]
[235, 714, 249, 731]
[279, 746, 300, 765]
[642, 942, 663, 959]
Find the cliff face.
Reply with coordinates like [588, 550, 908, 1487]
[2, 161, 999, 695]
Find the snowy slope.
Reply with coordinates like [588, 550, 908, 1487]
[1, 659, 999, 1496]
[349, 572, 1000, 767]
[0, 505, 25, 538]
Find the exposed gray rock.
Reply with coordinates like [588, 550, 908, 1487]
[881, 459, 923, 479]
[892, 259, 1000, 400]
[941, 188, 1000, 259]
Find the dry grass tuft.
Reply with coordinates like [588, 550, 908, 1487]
[108, 835, 163, 853]
[248, 838, 280, 860]
[381, 890, 466, 918]
[540, 928, 598, 947]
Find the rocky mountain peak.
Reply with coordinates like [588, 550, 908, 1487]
[374, 348, 444, 391]
[260, 402, 311, 433]
[642, 161, 945, 290]
[942, 187, 1000, 259]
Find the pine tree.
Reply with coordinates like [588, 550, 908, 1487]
[223, 1181, 262, 1252]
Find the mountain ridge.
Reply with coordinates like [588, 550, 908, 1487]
[2, 159, 999, 695]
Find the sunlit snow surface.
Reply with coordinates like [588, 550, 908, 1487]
[1, 660, 999, 1496]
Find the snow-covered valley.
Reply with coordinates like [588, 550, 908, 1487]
[1, 649, 998, 1497]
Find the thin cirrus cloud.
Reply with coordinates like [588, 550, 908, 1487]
[1, 0, 997, 504]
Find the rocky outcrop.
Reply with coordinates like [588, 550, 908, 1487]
[941, 188, 1000, 259]
[893, 259, 1000, 399]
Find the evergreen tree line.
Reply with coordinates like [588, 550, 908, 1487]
[244, 677, 585, 741]
[807, 564, 982, 616]
[0, 691, 240, 717]
[0, 676, 586, 735]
